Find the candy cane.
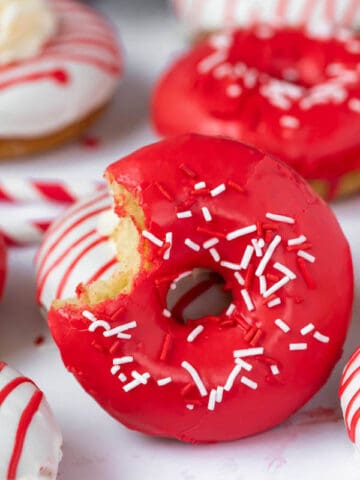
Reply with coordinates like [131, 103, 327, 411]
[0, 178, 104, 204]
[0, 219, 53, 246]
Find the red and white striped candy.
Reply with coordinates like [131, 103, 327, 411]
[35, 190, 118, 311]
[0, 362, 62, 479]
[171, 0, 360, 36]
[0, 219, 53, 247]
[340, 346, 360, 450]
[0, 178, 103, 204]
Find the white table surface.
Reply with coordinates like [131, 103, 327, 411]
[1, 1, 360, 478]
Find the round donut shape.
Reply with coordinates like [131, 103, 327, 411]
[152, 28, 360, 200]
[47, 134, 353, 443]
[0, 362, 62, 479]
[340, 346, 360, 449]
[0, 0, 122, 157]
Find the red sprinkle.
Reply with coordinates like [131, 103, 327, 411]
[179, 163, 197, 178]
[228, 180, 245, 193]
[297, 258, 316, 289]
[196, 226, 226, 239]
[155, 182, 174, 201]
[245, 263, 255, 289]
[160, 333, 173, 362]
[287, 242, 313, 252]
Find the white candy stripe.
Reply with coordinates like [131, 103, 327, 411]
[255, 235, 282, 277]
[263, 276, 290, 298]
[123, 372, 150, 392]
[194, 181, 207, 190]
[241, 289, 255, 311]
[273, 262, 296, 280]
[203, 237, 219, 249]
[289, 343, 308, 351]
[226, 225, 257, 241]
[235, 358, 253, 372]
[113, 356, 134, 365]
[314, 331, 330, 343]
[163, 232, 173, 260]
[297, 250, 316, 263]
[240, 245, 254, 269]
[216, 386, 224, 403]
[234, 271, 245, 286]
[184, 238, 201, 252]
[241, 376, 258, 390]
[234, 347, 264, 358]
[301, 323, 315, 335]
[275, 319, 291, 333]
[209, 248, 220, 262]
[267, 298, 281, 308]
[177, 211, 192, 219]
[225, 303, 236, 316]
[287, 235, 307, 246]
[187, 325, 205, 342]
[201, 207, 212, 222]
[103, 321, 137, 339]
[271, 365, 280, 376]
[142, 230, 164, 247]
[265, 213, 295, 224]
[157, 377, 172, 386]
[220, 260, 241, 270]
[181, 361, 208, 397]
[224, 364, 242, 392]
[210, 184, 226, 197]
[208, 389, 217, 411]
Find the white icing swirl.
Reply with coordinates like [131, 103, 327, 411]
[0, 0, 57, 65]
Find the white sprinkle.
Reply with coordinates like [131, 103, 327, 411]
[241, 289, 255, 311]
[163, 232, 173, 260]
[198, 50, 227, 74]
[224, 364, 242, 391]
[216, 386, 224, 403]
[157, 377, 172, 386]
[241, 376, 258, 390]
[267, 297, 281, 308]
[227, 84, 242, 97]
[280, 115, 300, 129]
[289, 343, 308, 351]
[265, 213, 295, 224]
[297, 250, 316, 263]
[259, 275, 267, 295]
[184, 238, 201, 252]
[103, 321, 137, 339]
[234, 271, 245, 286]
[201, 206, 212, 222]
[123, 372, 150, 392]
[288, 235, 307, 246]
[203, 237, 219, 249]
[88, 320, 110, 333]
[118, 373, 127, 382]
[275, 318, 291, 333]
[235, 358, 253, 372]
[234, 62, 247, 76]
[271, 365, 280, 376]
[234, 347, 264, 358]
[142, 230, 164, 247]
[263, 276, 290, 298]
[226, 225, 257, 241]
[209, 248, 220, 262]
[111, 366, 120, 375]
[163, 309, 172, 318]
[301, 323, 315, 335]
[244, 69, 258, 88]
[113, 356, 134, 365]
[214, 62, 232, 79]
[210, 184, 226, 197]
[177, 210, 192, 219]
[255, 235, 282, 276]
[221, 260, 241, 270]
[187, 325, 205, 343]
[186, 404, 194, 410]
[208, 389, 217, 411]
[252, 238, 264, 257]
[82, 310, 97, 322]
[274, 262, 296, 280]
[225, 303, 236, 316]
[314, 331, 330, 344]
[349, 98, 360, 113]
[194, 181, 207, 190]
[181, 361, 208, 397]
[240, 245, 254, 269]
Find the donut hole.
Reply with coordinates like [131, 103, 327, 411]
[166, 268, 233, 324]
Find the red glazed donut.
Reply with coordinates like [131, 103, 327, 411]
[47, 134, 353, 443]
[152, 28, 360, 200]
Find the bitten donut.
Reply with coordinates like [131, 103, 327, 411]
[340, 346, 360, 450]
[0, 0, 122, 158]
[171, 0, 360, 39]
[152, 28, 360, 200]
[0, 362, 62, 479]
[38, 134, 353, 443]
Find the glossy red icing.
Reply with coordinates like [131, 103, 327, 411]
[152, 28, 360, 184]
[48, 134, 353, 443]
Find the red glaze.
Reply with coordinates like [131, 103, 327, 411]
[0, 234, 6, 299]
[48, 134, 353, 443]
[152, 28, 360, 187]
